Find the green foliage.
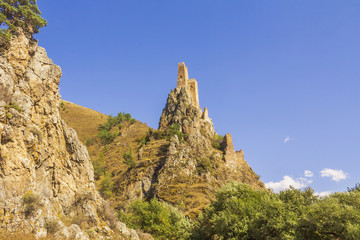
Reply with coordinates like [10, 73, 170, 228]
[93, 152, 106, 180]
[99, 171, 114, 199]
[296, 191, 360, 240]
[196, 157, 213, 174]
[22, 191, 41, 218]
[138, 129, 166, 148]
[123, 149, 135, 168]
[97, 129, 117, 145]
[167, 123, 187, 142]
[0, 0, 47, 48]
[193, 182, 294, 240]
[192, 182, 360, 240]
[120, 199, 192, 240]
[347, 183, 360, 192]
[97, 112, 136, 145]
[151, 129, 166, 139]
[212, 134, 224, 150]
[85, 137, 93, 146]
[5, 102, 21, 112]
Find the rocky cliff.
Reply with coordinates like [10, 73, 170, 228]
[0, 31, 141, 239]
[155, 65, 264, 216]
[62, 63, 264, 218]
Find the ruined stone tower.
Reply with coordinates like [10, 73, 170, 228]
[177, 62, 199, 107]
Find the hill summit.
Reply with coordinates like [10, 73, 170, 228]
[61, 62, 264, 217]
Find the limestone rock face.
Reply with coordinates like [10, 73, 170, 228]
[0, 32, 138, 239]
[154, 64, 264, 216]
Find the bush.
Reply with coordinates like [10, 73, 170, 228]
[193, 183, 304, 240]
[296, 191, 360, 240]
[120, 199, 192, 240]
[99, 172, 114, 199]
[212, 134, 224, 150]
[193, 182, 360, 240]
[97, 112, 136, 145]
[45, 219, 59, 234]
[196, 158, 213, 174]
[98, 112, 134, 132]
[5, 102, 22, 112]
[23, 191, 41, 218]
[85, 137, 93, 146]
[98, 130, 117, 145]
[93, 153, 106, 180]
[123, 150, 135, 168]
[167, 123, 187, 142]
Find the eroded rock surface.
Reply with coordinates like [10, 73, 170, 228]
[0, 31, 139, 239]
[115, 63, 264, 217]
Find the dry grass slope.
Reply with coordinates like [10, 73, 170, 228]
[59, 100, 107, 143]
[60, 100, 264, 218]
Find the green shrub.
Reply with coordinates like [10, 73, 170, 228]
[45, 219, 59, 234]
[98, 130, 117, 145]
[152, 129, 166, 140]
[212, 134, 224, 150]
[193, 183, 303, 240]
[97, 112, 136, 145]
[5, 102, 22, 112]
[193, 182, 360, 240]
[296, 191, 360, 240]
[99, 172, 114, 199]
[93, 153, 106, 180]
[86, 137, 93, 146]
[23, 191, 41, 218]
[196, 158, 213, 174]
[167, 123, 187, 142]
[123, 150, 135, 168]
[120, 199, 192, 240]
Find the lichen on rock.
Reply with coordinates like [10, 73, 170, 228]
[0, 30, 139, 239]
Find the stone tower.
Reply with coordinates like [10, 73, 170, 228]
[177, 62, 189, 87]
[177, 62, 199, 107]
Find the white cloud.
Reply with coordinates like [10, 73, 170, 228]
[315, 191, 332, 197]
[265, 175, 312, 193]
[304, 170, 314, 178]
[284, 136, 291, 143]
[320, 168, 348, 182]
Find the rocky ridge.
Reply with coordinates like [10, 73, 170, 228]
[0, 31, 142, 239]
[71, 63, 264, 218]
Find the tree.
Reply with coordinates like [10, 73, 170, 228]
[123, 149, 135, 168]
[120, 198, 192, 240]
[0, 0, 47, 47]
[99, 171, 114, 199]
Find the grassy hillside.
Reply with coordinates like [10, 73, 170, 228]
[60, 100, 264, 218]
[59, 100, 107, 143]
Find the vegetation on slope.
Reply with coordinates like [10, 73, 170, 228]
[0, 0, 47, 49]
[60, 101, 264, 218]
[191, 182, 360, 240]
[116, 182, 360, 240]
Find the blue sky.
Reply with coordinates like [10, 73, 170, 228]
[36, 0, 360, 195]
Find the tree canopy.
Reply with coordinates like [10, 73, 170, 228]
[0, 0, 46, 47]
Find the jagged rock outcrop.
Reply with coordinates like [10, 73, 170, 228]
[107, 63, 264, 217]
[155, 63, 264, 216]
[0, 31, 139, 239]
